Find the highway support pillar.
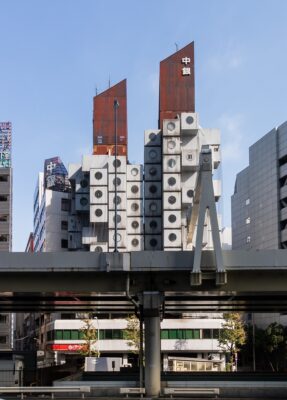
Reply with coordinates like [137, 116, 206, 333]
[142, 292, 162, 398]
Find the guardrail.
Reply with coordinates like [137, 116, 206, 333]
[163, 387, 219, 398]
[0, 385, 91, 399]
[119, 387, 145, 397]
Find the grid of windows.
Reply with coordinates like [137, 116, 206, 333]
[47, 328, 221, 341]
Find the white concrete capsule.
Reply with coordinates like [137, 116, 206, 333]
[126, 199, 144, 216]
[90, 168, 108, 186]
[144, 129, 162, 147]
[90, 243, 108, 252]
[181, 149, 198, 170]
[126, 217, 143, 234]
[108, 210, 127, 229]
[108, 229, 127, 248]
[163, 174, 181, 192]
[108, 156, 127, 174]
[162, 137, 181, 155]
[127, 181, 143, 199]
[126, 164, 143, 182]
[108, 193, 127, 211]
[162, 119, 180, 137]
[127, 235, 144, 251]
[90, 204, 108, 223]
[163, 229, 182, 248]
[163, 155, 181, 173]
[90, 186, 108, 205]
[108, 173, 126, 192]
[163, 192, 181, 210]
[163, 210, 181, 229]
[181, 112, 199, 134]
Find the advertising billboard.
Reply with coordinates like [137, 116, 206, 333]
[44, 156, 70, 192]
[0, 122, 12, 168]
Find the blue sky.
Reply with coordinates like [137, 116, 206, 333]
[1, 0, 287, 250]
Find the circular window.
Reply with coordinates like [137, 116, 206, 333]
[149, 185, 157, 194]
[131, 220, 139, 229]
[95, 190, 103, 199]
[186, 115, 194, 125]
[113, 177, 121, 186]
[167, 121, 175, 132]
[167, 140, 176, 150]
[168, 195, 176, 205]
[114, 233, 122, 242]
[168, 214, 177, 223]
[149, 132, 157, 142]
[131, 238, 139, 247]
[131, 202, 139, 212]
[149, 220, 158, 229]
[95, 208, 103, 217]
[131, 185, 139, 194]
[150, 238, 158, 247]
[149, 149, 158, 160]
[168, 158, 176, 168]
[95, 171, 103, 180]
[113, 196, 121, 205]
[187, 189, 194, 198]
[149, 167, 157, 176]
[80, 197, 88, 206]
[80, 179, 88, 188]
[94, 246, 103, 252]
[169, 233, 177, 242]
[113, 159, 121, 168]
[131, 168, 138, 177]
[114, 214, 122, 224]
[149, 202, 157, 212]
[168, 177, 176, 186]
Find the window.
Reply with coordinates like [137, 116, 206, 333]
[55, 330, 63, 340]
[161, 330, 169, 339]
[245, 198, 250, 206]
[0, 215, 8, 222]
[71, 330, 79, 340]
[0, 195, 8, 202]
[0, 175, 8, 182]
[246, 217, 250, 224]
[61, 239, 68, 249]
[63, 330, 71, 340]
[0, 336, 7, 344]
[61, 220, 68, 231]
[0, 315, 7, 323]
[246, 236, 251, 243]
[202, 329, 212, 339]
[61, 198, 70, 212]
[0, 235, 8, 242]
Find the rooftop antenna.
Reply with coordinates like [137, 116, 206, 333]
[108, 75, 111, 88]
[95, 85, 98, 96]
[175, 42, 179, 52]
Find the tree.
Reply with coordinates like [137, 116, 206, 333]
[218, 312, 246, 370]
[79, 315, 100, 357]
[124, 314, 140, 353]
[263, 322, 285, 372]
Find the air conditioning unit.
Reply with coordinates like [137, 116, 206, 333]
[181, 112, 199, 134]
[163, 229, 182, 248]
[163, 155, 181, 173]
[144, 164, 162, 181]
[108, 210, 127, 229]
[163, 192, 181, 210]
[211, 145, 221, 169]
[108, 192, 127, 211]
[144, 129, 162, 147]
[68, 215, 82, 232]
[127, 235, 144, 251]
[75, 194, 90, 211]
[126, 164, 143, 182]
[144, 235, 162, 251]
[163, 174, 181, 192]
[108, 229, 127, 248]
[144, 199, 162, 217]
[108, 173, 126, 192]
[90, 168, 108, 186]
[144, 181, 162, 199]
[144, 217, 162, 234]
[90, 243, 108, 252]
[162, 119, 180, 137]
[75, 172, 90, 193]
[163, 137, 181, 155]
[163, 211, 181, 229]
[127, 181, 143, 199]
[126, 199, 143, 216]
[181, 149, 198, 170]
[127, 217, 143, 234]
[90, 186, 108, 205]
[144, 146, 162, 164]
[90, 204, 108, 223]
[108, 156, 127, 174]
[68, 232, 82, 250]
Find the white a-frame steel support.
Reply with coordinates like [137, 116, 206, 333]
[187, 147, 226, 286]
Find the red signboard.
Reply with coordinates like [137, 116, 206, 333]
[49, 344, 83, 352]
